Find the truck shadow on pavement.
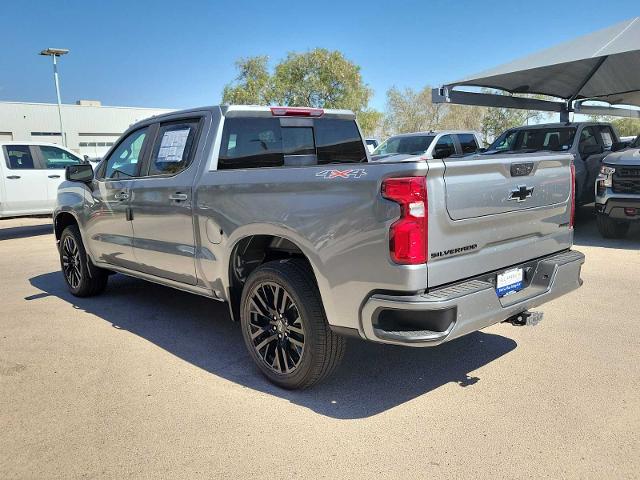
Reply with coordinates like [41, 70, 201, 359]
[30, 271, 517, 419]
[573, 205, 640, 250]
[0, 223, 52, 241]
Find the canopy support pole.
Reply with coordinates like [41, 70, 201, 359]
[563, 56, 609, 121]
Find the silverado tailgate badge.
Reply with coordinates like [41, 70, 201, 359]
[509, 185, 534, 202]
[431, 243, 478, 259]
[316, 169, 366, 179]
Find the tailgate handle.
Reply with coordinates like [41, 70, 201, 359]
[511, 162, 534, 177]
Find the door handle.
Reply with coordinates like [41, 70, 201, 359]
[169, 193, 188, 202]
[48, 174, 61, 179]
[114, 191, 129, 200]
[7, 175, 20, 179]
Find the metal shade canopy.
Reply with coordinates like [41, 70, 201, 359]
[433, 17, 640, 119]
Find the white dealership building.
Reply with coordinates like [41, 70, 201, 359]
[0, 100, 172, 158]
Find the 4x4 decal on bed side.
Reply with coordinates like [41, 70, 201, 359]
[316, 169, 367, 179]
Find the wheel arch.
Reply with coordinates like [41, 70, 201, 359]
[53, 210, 80, 243]
[226, 232, 319, 322]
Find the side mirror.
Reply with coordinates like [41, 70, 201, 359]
[433, 145, 454, 159]
[611, 141, 629, 152]
[580, 144, 604, 156]
[66, 164, 94, 183]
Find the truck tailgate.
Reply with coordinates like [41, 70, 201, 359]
[443, 153, 571, 220]
[427, 152, 574, 288]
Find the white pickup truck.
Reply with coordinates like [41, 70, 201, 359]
[0, 141, 85, 218]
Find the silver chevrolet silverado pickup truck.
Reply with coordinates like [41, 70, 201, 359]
[54, 105, 585, 389]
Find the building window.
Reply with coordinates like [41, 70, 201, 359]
[78, 133, 121, 137]
[31, 132, 62, 136]
[79, 142, 115, 147]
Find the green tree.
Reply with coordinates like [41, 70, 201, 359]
[271, 49, 372, 111]
[608, 118, 640, 137]
[221, 49, 381, 136]
[585, 114, 640, 138]
[222, 56, 273, 105]
[381, 86, 548, 144]
[357, 109, 383, 137]
[383, 86, 446, 136]
[481, 92, 543, 144]
[440, 103, 484, 132]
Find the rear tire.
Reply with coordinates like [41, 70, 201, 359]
[59, 225, 108, 297]
[239, 259, 346, 389]
[596, 214, 630, 239]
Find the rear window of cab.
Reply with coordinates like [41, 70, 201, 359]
[218, 117, 366, 169]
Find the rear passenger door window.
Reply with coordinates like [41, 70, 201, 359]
[457, 134, 478, 154]
[146, 120, 200, 176]
[4, 145, 35, 169]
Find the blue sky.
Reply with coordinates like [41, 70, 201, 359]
[2, 0, 637, 111]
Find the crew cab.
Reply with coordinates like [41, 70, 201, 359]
[0, 141, 84, 218]
[54, 105, 584, 389]
[487, 122, 620, 206]
[596, 135, 640, 238]
[370, 130, 483, 162]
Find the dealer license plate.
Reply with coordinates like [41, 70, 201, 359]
[496, 268, 524, 297]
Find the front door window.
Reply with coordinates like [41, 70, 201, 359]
[103, 128, 148, 179]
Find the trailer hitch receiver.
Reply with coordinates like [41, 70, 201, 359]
[504, 310, 543, 326]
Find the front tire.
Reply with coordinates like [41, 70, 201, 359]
[240, 259, 346, 389]
[596, 214, 629, 239]
[59, 225, 108, 297]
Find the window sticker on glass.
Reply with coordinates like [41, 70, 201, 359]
[158, 129, 189, 163]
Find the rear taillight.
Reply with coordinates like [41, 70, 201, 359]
[382, 177, 428, 264]
[570, 163, 576, 229]
[270, 107, 324, 117]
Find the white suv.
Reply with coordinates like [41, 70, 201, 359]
[370, 130, 483, 162]
[0, 141, 84, 218]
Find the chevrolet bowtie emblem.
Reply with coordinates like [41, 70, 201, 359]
[509, 185, 534, 202]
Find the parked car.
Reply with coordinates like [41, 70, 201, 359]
[486, 122, 620, 206]
[371, 130, 483, 162]
[54, 105, 584, 389]
[365, 138, 379, 153]
[595, 135, 640, 238]
[0, 141, 84, 218]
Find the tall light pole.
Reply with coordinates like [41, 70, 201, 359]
[39, 48, 69, 146]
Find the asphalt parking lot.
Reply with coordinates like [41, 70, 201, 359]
[1, 208, 638, 479]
